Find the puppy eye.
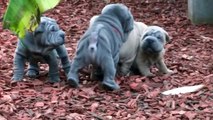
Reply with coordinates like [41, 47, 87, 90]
[157, 37, 164, 42]
[50, 25, 59, 32]
[50, 26, 56, 31]
[35, 31, 42, 35]
[34, 27, 43, 36]
[157, 36, 162, 39]
[142, 34, 148, 39]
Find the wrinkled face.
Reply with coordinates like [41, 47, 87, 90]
[140, 26, 169, 54]
[33, 17, 65, 55]
[101, 4, 134, 33]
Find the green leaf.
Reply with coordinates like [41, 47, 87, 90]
[3, 0, 60, 38]
[36, 0, 60, 12]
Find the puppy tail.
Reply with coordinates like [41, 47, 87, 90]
[88, 33, 97, 53]
[88, 24, 104, 60]
[88, 32, 98, 61]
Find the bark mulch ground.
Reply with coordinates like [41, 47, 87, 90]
[0, 0, 212, 119]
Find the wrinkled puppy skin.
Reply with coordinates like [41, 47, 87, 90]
[118, 21, 148, 76]
[12, 17, 71, 83]
[68, 4, 134, 90]
[133, 26, 173, 76]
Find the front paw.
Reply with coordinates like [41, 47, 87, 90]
[166, 69, 174, 75]
[119, 70, 131, 76]
[67, 72, 79, 88]
[158, 69, 174, 75]
[118, 66, 130, 76]
[102, 79, 120, 90]
[143, 72, 154, 77]
[26, 70, 39, 78]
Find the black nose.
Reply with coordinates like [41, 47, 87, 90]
[147, 38, 155, 43]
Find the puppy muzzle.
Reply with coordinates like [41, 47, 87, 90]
[46, 30, 65, 47]
[37, 30, 65, 55]
[141, 36, 163, 54]
[55, 30, 65, 45]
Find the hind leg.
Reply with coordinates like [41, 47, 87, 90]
[101, 55, 120, 90]
[67, 56, 87, 87]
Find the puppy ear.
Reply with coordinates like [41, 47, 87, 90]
[141, 28, 149, 40]
[124, 10, 134, 32]
[33, 24, 44, 36]
[164, 31, 170, 42]
[159, 27, 170, 42]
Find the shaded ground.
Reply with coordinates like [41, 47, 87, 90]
[0, 0, 213, 119]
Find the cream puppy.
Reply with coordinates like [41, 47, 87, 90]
[134, 26, 173, 76]
[118, 22, 148, 75]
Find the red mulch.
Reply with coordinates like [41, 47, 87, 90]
[0, 0, 213, 119]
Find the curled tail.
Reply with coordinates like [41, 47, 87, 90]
[88, 24, 104, 61]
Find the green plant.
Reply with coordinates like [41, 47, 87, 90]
[3, 0, 60, 38]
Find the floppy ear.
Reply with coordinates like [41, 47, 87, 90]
[159, 27, 170, 42]
[164, 31, 170, 42]
[33, 25, 44, 36]
[140, 28, 149, 40]
[124, 10, 134, 33]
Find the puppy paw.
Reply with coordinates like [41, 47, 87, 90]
[102, 79, 120, 90]
[143, 73, 154, 77]
[26, 70, 39, 78]
[67, 73, 79, 87]
[118, 70, 131, 76]
[166, 69, 174, 75]
[67, 77, 79, 88]
[125, 72, 131, 76]
[158, 69, 174, 76]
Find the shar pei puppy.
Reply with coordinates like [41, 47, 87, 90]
[12, 17, 71, 83]
[118, 21, 148, 76]
[133, 26, 174, 76]
[67, 4, 134, 90]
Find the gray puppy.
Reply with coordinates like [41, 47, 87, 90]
[67, 4, 134, 90]
[134, 26, 173, 76]
[12, 17, 71, 83]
